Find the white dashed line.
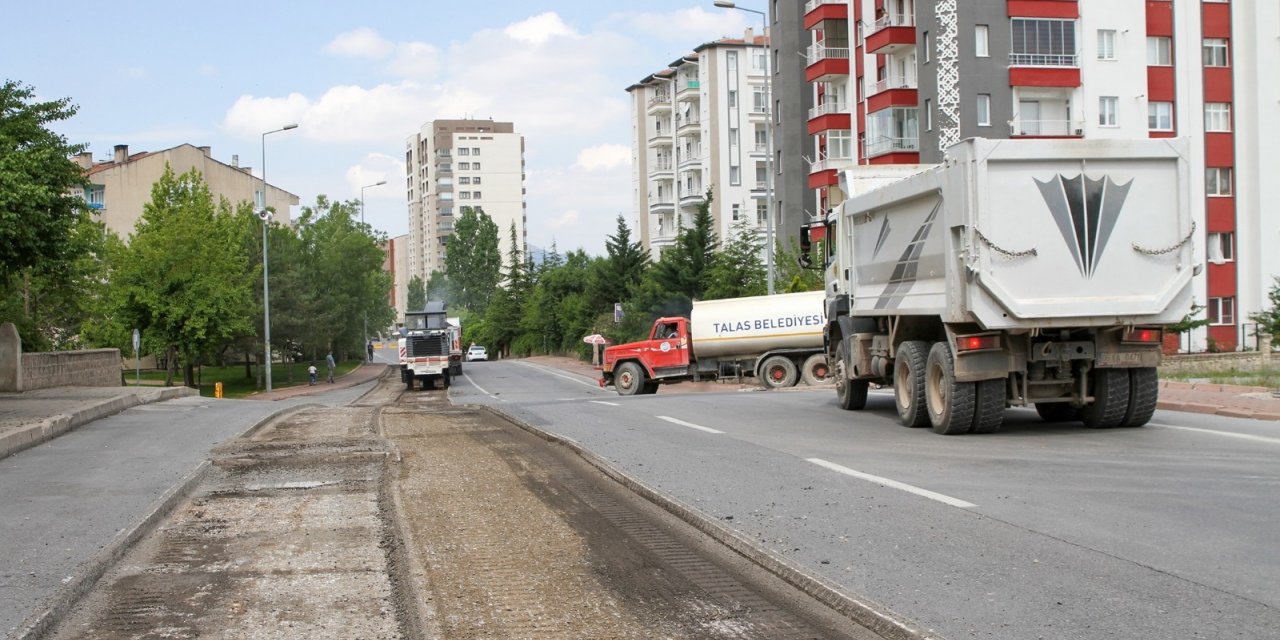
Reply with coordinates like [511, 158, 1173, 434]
[657, 416, 724, 434]
[806, 458, 977, 508]
[462, 373, 502, 402]
[1148, 423, 1280, 446]
[590, 400, 621, 407]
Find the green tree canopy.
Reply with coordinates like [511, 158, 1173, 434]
[651, 189, 718, 303]
[589, 214, 648, 313]
[705, 219, 766, 299]
[445, 206, 501, 313]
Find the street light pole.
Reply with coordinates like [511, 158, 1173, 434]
[260, 123, 298, 392]
[714, 0, 775, 294]
[359, 180, 387, 347]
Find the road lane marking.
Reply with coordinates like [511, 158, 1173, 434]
[590, 401, 620, 407]
[513, 361, 601, 389]
[806, 458, 977, 509]
[1148, 423, 1280, 446]
[657, 416, 724, 434]
[462, 374, 502, 402]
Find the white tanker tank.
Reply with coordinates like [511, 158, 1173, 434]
[689, 291, 825, 359]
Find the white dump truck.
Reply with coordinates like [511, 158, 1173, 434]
[398, 301, 454, 390]
[801, 138, 1194, 434]
[600, 290, 829, 395]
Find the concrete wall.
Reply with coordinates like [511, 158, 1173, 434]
[0, 323, 121, 392]
[1160, 351, 1273, 376]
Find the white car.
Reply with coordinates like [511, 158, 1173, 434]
[466, 345, 488, 362]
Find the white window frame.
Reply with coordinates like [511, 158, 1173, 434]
[975, 25, 989, 57]
[457, 147, 470, 156]
[732, 203, 741, 221]
[1208, 297, 1235, 326]
[925, 98, 933, 131]
[1099, 96, 1118, 127]
[1206, 167, 1232, 196]
[1207, 232, 1234, 264]
[1203, 38, 1229, 67]
[977, 94, 991, 126]
[1205, 103, 1232, 132]
[923, 31, 931, 63]
[1147, 37, 1172, 66]
[1148, 101, 1174, 131]
[730, 166, 741, 186]
[1097, 29, 1116, 60]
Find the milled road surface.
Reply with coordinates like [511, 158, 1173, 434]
[44, 372, 878, 639]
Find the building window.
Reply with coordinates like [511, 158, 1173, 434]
[1207, 232, 1234, 264]
[459, 177, 471, 185]
[1010, 18, 1078, 66]
[457, 192, 470, 199]
[472, 163, 481, 170]
[472, 147, 480, 155]
[1147, 37, 1172, 66]
[923, 31, 930, 63]
[977, 94, 991, 126]
[472, 176, 481, 185]
[752, 49, 766, 72]
[729, 127, 739, 148]
[459, 162, 470, 170]
[457, 148, 470, 156]
[473, 191, 481, 199]
[1203, 38, 1229, 67]
[1206, 167, 1233, 196]
[86, 185, 105, 209]
[828, 129, 853, 159]
[925, 98, 933, 131]
[1099, 96, 1118, 127]
[730, 166, 740, 186]
[975, 25, 989, 57]
[1097, 29, 1116, 60]
[732, 203, 741, 221]
[1208, 297, 1235, 326]
[1205, 103, 1232, 132]
[757, 201, 767, 224]
[728, 90, 737, 108]
[726, 51, 737, 74]
[1148, 102, 1174, 131]
[753, 86, 768, 113]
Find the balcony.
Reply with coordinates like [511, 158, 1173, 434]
[677, 148, 702, 169]
[647, 129, 673, 148]
[1009, 119, 1084, 137]
[649, 199, 675, 214]
[863, 136, 920, 159]
[804, 0, 847, 29]
[649, 159, 673, 178]
[808, 101, 852, 135]
[646, 94, 672, 115]
[809, 154, 853, 174]
[676, 79, 701, 98]
[676, 113, 701, 134]
[864, 13, 916, 55]
[750, 142, 768, 156]
[805, 42, 850, 82]
[680, 190, 706, 206]
[1009, 53, 1081, 87]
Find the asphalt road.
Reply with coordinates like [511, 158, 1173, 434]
[451, 359, 1280, 640]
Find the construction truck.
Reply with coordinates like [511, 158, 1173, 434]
[600, 291, 829, 395]
[446, 316, 463, 376]
[399, 301, 453, 390]
[802, 138, 1194, 434]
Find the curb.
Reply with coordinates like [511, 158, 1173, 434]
[11, 401, 304, 640]
[0, 387, 199, 461]
[476, 403, 937, 640]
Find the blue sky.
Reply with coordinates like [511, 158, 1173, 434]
[4, 1, 753, 254]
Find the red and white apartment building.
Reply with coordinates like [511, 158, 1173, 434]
[793, 0, 1277, 350]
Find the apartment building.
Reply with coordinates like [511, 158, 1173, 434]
[770, 1, 819, 246]
[796, 0, 1275, 351]
[627, 30, 773, 260]
[73, 143, 298, 240]
[404, 119, 526, 285]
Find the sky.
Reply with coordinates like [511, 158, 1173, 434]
[4, 1, 753, 255]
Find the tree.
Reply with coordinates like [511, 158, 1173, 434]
[407, 275, 426, 312]
[481, 222, 531, 357]
[704, 219, 767, 299]
[445, 206, 501, 313]
[103, 165, 254, 386]
[774, 237, 825, 293]
[589, 215, 649, 312]
[651, 189, 718, 302]
[1249, 283, 1280, 341]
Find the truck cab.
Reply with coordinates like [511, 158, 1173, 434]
[600, 317, 691, 395]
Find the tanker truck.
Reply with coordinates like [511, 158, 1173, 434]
[801, 137, 1195, 434]
[599, 290, 829, 395]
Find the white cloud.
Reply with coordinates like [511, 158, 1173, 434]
[622, 8, 748, 44]
[547, 209, 581, 231]
[574, 144, 631, 172]
[223, 92, 311, 137]
[345, 153, 403, 198]
[198, 64, 218, 77]
[387, 42, 441, 79]
[324, 27, 394, 59]
[504, 12, 577, 45]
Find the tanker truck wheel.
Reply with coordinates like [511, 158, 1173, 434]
[759, 356, 799, 389]
[893, 341, 931, 428]
[801, 354, 832, 386]
[1082, 369, 1131, 428]
[615, 362, 646, 396]
[925, 342, 977, 435]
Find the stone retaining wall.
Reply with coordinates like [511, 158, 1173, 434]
[1159, 351, 1273, 375]
[0, 322, 122, 392]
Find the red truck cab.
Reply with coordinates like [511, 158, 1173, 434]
[599, 317, 691, 395]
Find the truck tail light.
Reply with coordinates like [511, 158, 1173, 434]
[1123, 328, 1162, 344]
[955, 335, 1000, 352]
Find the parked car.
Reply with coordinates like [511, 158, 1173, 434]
[466, 345, 488, 362]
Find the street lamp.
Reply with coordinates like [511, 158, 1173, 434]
[714, 0, 775, 294]
[359, 180, 387, 348]
[360, 180, 387, 226]
[260, 123, 298, 392]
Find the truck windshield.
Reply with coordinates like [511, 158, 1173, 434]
[404, 315, 427, 330]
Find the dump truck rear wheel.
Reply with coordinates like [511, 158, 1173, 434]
[615, 362, 645, 396]
[1082, 369, 1131, 428]
[894, 340, 931, 428]
[801, 354, 831, 386]
[1121, 367, 1158, 427]
[971, 378, 1006, 434]
[760, 355, 799, 389]
[926, 342, 976, 435]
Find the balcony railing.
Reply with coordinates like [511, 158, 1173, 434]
[648, 94, 671, 107]
[809, 101, 847, 119]
[650, 160, 673, 172]
[676, 114, 701, 129]
[751, 143, 768, 154]
[868, 76, 917, 96]
[807, 42, 851, 63]
[1010, 53, 1078, 67]
[805, 0, 845, 12]
[648, 200, 675, 213]
[809, 155, 852, 173]
[866, 12, 914, 37]
[863, 136, 920, 158]
[1010, 120, 1085, 136]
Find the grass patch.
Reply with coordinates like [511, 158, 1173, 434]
[1161, 367, 1280, 388]
[124, 360, 364, 398]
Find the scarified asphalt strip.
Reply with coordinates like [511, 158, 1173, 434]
[470, 401, 939, 640]
[12, 402, 323, 640]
